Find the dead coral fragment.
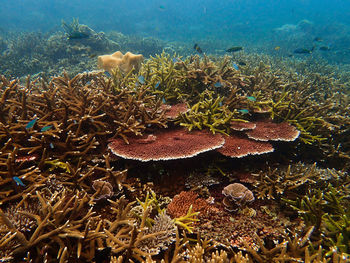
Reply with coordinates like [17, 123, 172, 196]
[222, 183, 255, 212]
[217, 134, 274, 158]
[108, 128, 225, 161]
[246, 121, 300, 142]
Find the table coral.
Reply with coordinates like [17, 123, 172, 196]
[108, 128, 225, 161]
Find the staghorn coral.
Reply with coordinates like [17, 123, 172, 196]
[253, 162, 348, 200]
[0, 189, 104, 261]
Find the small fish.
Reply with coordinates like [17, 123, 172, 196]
[41, 125, 52, 132]
[13, 176, 25, 187]
[313, 37, 323, 42]
[89, 53, 97, 58]
[50, 142, 54, 149]
[104, 71, 111, 77]
[274, 46, 281, 51]
[214, 82, 222, 88]
[319, 46, 331, 51]
[237, 61, 246, 66]
[293, 47, 314, 54]
[155, 81, 160, 89]
[159, 5, 166, 10]
[226, 46, 243, 53]
[232, 63, 239, 70]
[138, 75, 145, 84]
[246, 96, 256, 102]
[172, 57, 180, 63]
[68, 32, 90, 40]
[238, 109, 249, 114]
[25, 117, 38, 129]
[194, 43, 203, 54]
[162, 98, 166, 103]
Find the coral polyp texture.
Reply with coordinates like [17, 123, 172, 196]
[0, 50, 350, 262]
[108, 128, 225, 161]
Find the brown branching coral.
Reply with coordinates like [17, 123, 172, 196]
[253, 162, 348, 200]
[0, 189, 104, 261]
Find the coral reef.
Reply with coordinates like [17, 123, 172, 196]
[0, 48, 349, 262]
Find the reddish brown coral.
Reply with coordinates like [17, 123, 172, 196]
[217, 134, 274, 158]
[167, 191, 211, 218]
[230, 121, 256, 131]
[108, 128, 225, 161]
[246, 121, 300, 142]
[162, 103, 189, 119]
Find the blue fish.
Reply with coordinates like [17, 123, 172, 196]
[162, 98, 166, 103]
[104, 71, 111, 77]
[138, 75, 145, 84]
[41, 125, 52, 132]
[13, 176, 25, 187]
[155, 81, 160, 89]
[246, 96, 256, 102]
[214, 82, 222, 88]
[238, 109, 249, 114]
[232, 63, 239, 70]
[25, 117, 38, 129]
[50, 142, 54, 149]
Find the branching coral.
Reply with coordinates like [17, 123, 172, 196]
[253, 162, 348, 200]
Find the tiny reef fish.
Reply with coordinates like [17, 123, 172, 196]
[155, 81, 160, 88]
[237, 61, 246, 66]
[193, 43, 203, 54]
[232, 63, 239, 70]
[25, 117, 38, 129]
[214, 82, 222, 88]
[274, 46, 281, 51]
[319, 46, 331, 51]
[313, 37, 323, 42]
[138, 75, 145, 84]
[226, 46, 243, 53]
[238, 109, 249, 114]
[246, 96, 256, 102]
[68, 32, 90, 40]
[13, 176, 25, 187]
[41, 125, 52, 132]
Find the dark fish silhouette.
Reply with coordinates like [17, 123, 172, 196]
[68, 31, 90, 40]
[313, 37, 323, 42]
[293, 47, 314, 54]
[194, 43, 203, 54]
[319, 46, 331, 51]
[226, 46, 243, 53]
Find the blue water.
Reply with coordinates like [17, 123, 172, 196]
[1, 0, 350, 63]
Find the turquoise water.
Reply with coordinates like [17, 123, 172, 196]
[1, 0, 350, 66]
